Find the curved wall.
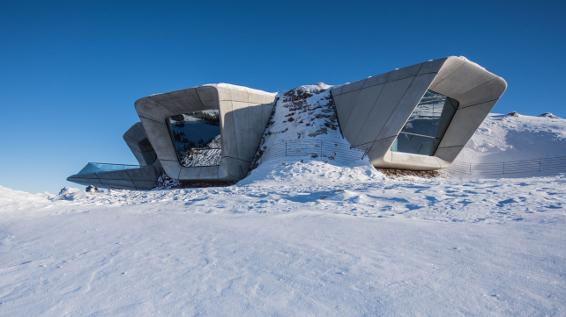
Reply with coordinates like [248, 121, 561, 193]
[123, 122, 158, 166]
[135, 84, 276, 181]
[331, 56, 507, 170]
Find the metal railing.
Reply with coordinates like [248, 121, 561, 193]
[447, 156, 566, 178]
[261, 139, 366, 163]
[260, 140, 566, 178]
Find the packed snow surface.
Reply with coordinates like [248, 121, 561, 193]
[456, 112, 566, 163]
[1, 86, 565, 316]
[1, 173, 565, 316]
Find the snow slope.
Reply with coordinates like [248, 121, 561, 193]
[1, 174, 565, 316]
[0, 87, 565, 316]
[457, 112, 566, 163]
[244, 83, 381, 185]
[0, 185, 50, 212]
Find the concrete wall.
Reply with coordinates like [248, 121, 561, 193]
[430, 57, 507, 164]
[135, 83, 276, 182]
[331, 56, 506, 170]
[68, 57, 504, 190]
[123, 122, 157, 166]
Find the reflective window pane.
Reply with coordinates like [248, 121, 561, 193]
[167, 110, 222, 167]
[391, 90, 458, 156]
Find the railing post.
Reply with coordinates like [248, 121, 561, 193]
[320, 140, 323, 158]
[284, 141, 287, 157]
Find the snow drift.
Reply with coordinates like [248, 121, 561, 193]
[457, 112, 566, 163]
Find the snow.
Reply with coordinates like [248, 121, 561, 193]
[0, 185, 50, 212]
[456, 112, 566, 163]
[1, 174, 565, 316]
[212, 82, 277, 97]
[246, 83, 380, 185]
[1, 86, 565, 316]
[148, 83, 276, 99]
[179, 135, 222, 167]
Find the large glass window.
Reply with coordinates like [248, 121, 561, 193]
[167, 110, 222, 167]
[390, 90, 458, 156]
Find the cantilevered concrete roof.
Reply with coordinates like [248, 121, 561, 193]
[135, 84, 276, 182]
[332, 56, 507, 170]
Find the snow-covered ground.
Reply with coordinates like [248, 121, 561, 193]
[456, 112, 566, 163]
[1, 86, 565, 316]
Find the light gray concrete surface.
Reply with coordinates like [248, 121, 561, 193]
[332, 56, 506, 170]
[68, 57, 504, 189]
[123, 122, 157, 166]
[135, 83, 276, 182]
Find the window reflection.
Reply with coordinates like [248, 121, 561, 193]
[167, 110, 222, 167]
[390, 90, 458, 156]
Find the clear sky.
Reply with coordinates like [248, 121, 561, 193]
[1, 0, 565, 193]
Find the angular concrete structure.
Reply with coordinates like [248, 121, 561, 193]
[67, 122, 164, 190]
[68, 84, 276, 189]
[331, 56, 507, 170]
[135, 84, 276, 182]
[67, 163, 163, 190]
[123, 122, 158, 166]
[68, 56, 506, 189]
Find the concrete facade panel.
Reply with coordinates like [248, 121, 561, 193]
[365, 135, 397, 162]
[417, 58, 447, 75]
[332, 56, 506, 170]
[429, 57, 466, 85]
[348, 76, 415, 147]
[386, 63, 422, 81]
[385, 151, 445, 170]
[123, 122, 157, 166]
[332, 92, 358, 136]
[177, 165, 221, 180]
[197, 85, 220, 108]
[436, 101, 497, 150]
[341, 84, 384, 133]
[159, 160, 182, 179]
[456, 77, 507, 107]
[434, 146, 465, 163]
[362, 73, 389, 89]
[136, 84, 275, 182]
[228, 88, 250, 103]
[340, 80, 365, 95]
[134, 99, 164, 122]
[432, 67, 494, 99]
[136, 119, 178, 162]
[375, 73, 436, 138]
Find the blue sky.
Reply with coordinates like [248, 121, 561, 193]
[1, 0, 565, 193]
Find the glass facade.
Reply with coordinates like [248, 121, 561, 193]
[390, 90, 458, 156]
[77, 162, 139, 175]
[167, 110, 222, 167]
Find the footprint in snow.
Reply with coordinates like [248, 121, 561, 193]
[496, 198, 517, 207]
[425, 196, 438, 205]
[405, 203, 422, 211]
[545, 204, 562, 209]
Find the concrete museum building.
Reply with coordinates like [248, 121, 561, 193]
[68, 56, 507, 189]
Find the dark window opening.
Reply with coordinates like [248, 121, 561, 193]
[167, 110, 222, 167]
[390, 90, 458, 156]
